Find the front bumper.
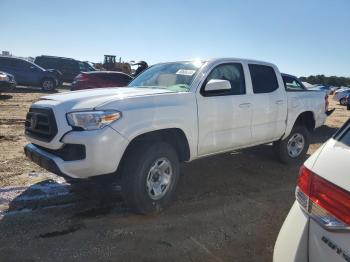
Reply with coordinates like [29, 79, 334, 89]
[24, 126, 129, 179]
[273, 202, 309, 262]
[0, 80, 16, 91]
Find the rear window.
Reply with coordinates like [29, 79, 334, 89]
[282, 75, 305, 91]
[249, 64, 279, 93]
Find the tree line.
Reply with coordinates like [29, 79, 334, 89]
[299, 75, 350, 87]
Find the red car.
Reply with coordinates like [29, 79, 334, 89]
[71, 71, 133, 91]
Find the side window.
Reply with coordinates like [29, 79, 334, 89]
[44, 59, 55, 68]
[36, 58, 54, 69]
[79, 62, 86, 72]
[282, 76, 305, 91]
[249, 64, 279, 94]
[64, 61, 79, 72]
[201, 63, 246, 96]
[15, 60, 32, 70]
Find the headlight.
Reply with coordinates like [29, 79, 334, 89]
[0, 73, 9, 81]
[66, 110, 122, 130]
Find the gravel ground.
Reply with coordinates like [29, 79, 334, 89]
[0, 87, 349, 262]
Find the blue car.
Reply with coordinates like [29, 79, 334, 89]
[0, 56, 58, 91]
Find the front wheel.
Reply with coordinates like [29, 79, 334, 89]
[273, 125, 310, 164]
[120, 142, 180, 214]
[41, 78, 57, 91]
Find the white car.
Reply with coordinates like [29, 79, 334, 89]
[274, 119, 350, 262]
[24, 58, 331, 213]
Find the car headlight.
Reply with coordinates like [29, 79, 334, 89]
[0, 73, 9, 81]
[66, 110, 122, 130]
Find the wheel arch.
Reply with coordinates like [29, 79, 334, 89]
[119, 128, 191, 167]
[294, 111, 315, 132]
[282, 111, 316, 140]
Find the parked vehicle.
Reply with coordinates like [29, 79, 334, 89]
[24, 58, 332, 213]
[301, 81, 314, 89]
[333, 88, 350, 105]
[0, 57, 58, 91]
[309, 85, 332, 95]
[274, 119, 350, 262]
[334, 86, 350, 95]
[34, 55, 96, 83]
[0, 71, 16, 92]
[71, 71, 132, 91]
[132, 61, 149, 77]
[346, 95, 350, 110]
[281, 73, 307, 91]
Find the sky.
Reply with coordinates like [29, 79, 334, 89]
[1, 0, 349, 77]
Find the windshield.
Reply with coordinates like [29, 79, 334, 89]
[128, 61, 204, 92]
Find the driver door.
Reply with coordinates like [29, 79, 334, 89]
[196, 63, 252, 156]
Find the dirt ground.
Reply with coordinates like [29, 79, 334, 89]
[0, 88, 349, 262]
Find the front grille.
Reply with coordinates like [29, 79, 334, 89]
[35, 144, 86, 161]
[25, 108, 58, 142]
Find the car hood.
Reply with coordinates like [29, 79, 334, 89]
[37, 87, 175, 110]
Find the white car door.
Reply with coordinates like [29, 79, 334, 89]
[247, 64, 287, 144]
[196, 62, 252, 156]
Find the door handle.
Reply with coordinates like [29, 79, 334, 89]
[239, 103, 251, 108]
[275, 100, 284, 105]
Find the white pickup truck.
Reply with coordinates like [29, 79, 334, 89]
[24, 58, 331, 213]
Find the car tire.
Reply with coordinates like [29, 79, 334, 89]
[41, 78, 57, 91]
[120, 141, 180, 214]
[340, 98, 347, 106]
[273, 125, 310, 164]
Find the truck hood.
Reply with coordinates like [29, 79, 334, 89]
[38, 87, 174, 110]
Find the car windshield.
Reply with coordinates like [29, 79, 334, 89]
[128, 61, 204, 92]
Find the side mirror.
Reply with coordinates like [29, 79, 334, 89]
[204, 79, 231, 91]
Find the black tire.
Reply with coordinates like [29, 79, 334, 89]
[273, 125, 310, 164]
[41, 78, 57, 91]
[120, 142, 180, 214]
[340, 98, 347, 106]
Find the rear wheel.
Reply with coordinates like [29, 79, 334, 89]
[273, 125, 310, 164]
[120, 142, 180, 214]
[41, 78, 56, 91]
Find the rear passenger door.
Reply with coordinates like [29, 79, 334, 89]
[248, 64, 287, 144]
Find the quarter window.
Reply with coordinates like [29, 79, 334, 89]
[201, 63, 246, 96]
[249, 64, 279, 93]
